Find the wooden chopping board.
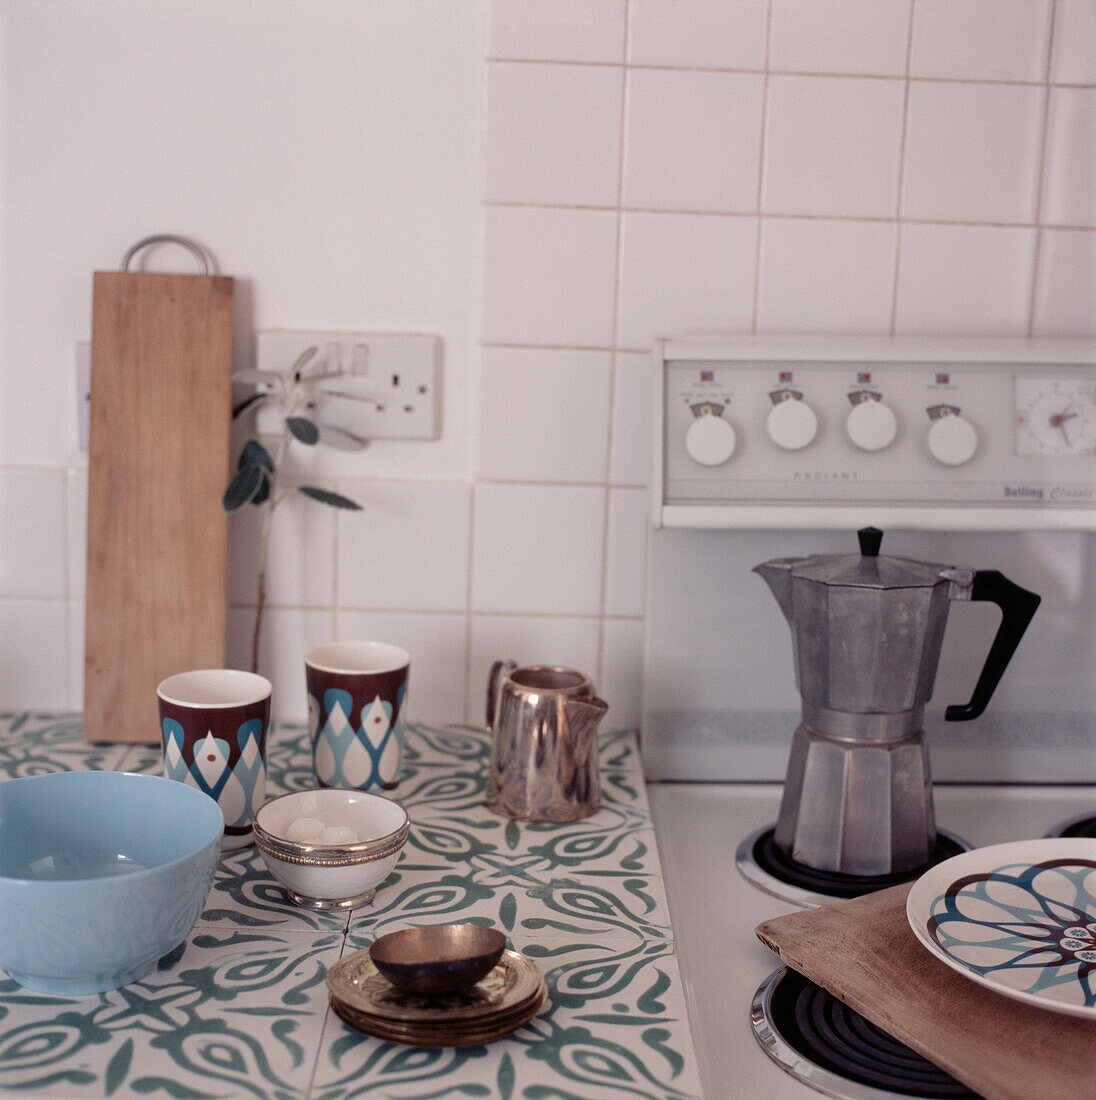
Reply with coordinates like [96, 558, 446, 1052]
[756, 883, 1096, 1100]
[84, 270, 235, 743]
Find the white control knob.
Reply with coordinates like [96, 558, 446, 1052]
[927, 411, 978, 466]
[766, 395, 818, 451]
[685, 409, 736, 466]
[846, 397, 898, 452]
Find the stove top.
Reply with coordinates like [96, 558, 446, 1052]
[752, 968, 977, 1099]
[648, 781, 1096, 1100]
[735, 824, 970, 909]
[1049, 812, 1096, 838]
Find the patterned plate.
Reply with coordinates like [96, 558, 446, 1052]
[328, 981, 548, 1047]
[907, 837, 1096, 1018]
[326, 947, 544, 1025]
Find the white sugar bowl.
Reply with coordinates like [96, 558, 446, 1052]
[253, 788, 409, 911]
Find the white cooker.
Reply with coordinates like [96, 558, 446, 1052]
[641, 335, 1096, 1099]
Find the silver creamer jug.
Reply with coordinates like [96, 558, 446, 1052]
[485, 662, 608, 823]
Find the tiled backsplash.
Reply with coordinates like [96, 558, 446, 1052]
[2, 1, 1094, 728]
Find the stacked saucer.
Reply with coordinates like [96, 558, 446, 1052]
[326, 947, 547, 1047]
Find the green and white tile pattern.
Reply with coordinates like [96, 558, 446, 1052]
[0, 714, 700, 1099]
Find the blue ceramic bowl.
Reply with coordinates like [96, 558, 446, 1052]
[0, 771, 223, 995]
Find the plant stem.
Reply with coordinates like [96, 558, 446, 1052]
[250, 428, 291, 673]
[252, 504, 273, 673]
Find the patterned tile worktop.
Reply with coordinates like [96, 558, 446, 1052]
[0, 715, 701, 1100]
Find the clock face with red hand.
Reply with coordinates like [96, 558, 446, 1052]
[1015, 376, 1096, 457]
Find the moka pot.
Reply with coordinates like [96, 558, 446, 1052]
[754, 527, 1040, 876]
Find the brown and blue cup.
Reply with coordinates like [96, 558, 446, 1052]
[156, 669, 271, 850]
[306, 642, 410, 791]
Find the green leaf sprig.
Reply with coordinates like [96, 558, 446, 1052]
[224, 346, 365, 671]
[223, 346, 364, 515]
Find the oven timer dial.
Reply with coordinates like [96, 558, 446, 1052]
[684, 402, 736, 466]
[1014, 377, 1096, 456]
[766, 389, 818, 451]
[845, 390, 898, 452]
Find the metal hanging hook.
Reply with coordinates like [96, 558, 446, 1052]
[121, 235, 211, 275]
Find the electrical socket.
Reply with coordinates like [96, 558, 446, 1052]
[253, 330, 442, 441]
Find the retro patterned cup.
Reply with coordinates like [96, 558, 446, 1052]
[306, 642, 409, 791]
[157, 669, 271, 850]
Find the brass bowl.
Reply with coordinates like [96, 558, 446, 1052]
[369, 924, 507, 995]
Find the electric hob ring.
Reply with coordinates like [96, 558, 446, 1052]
[751, 968, 978, 1100]
[1046, 811, 1096, 838]
[736, 824, 971, 909]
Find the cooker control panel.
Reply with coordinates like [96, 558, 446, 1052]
[657, 336, 1096, 530]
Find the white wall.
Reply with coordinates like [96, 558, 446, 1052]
[2, 1, 1094, 728]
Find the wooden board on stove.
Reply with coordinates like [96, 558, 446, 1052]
[756, 882, 1096, 1100]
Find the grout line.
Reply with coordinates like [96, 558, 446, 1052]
[481, 340, 622, 354]
[1028, 0, 1059, 338]
[596, 0, 633, 693]
[65, 601, 77, 711]
[889, 0, 918, 335]
[469, 610, 642, 623]
[331, 491, 341, 643]
[480, 201, 1096, 233]
[483, 55, 1084, 91]
[475, 477, 648, 490]
[749, 0, 774, 335]
[459, 477, 615, 490]
[61, 466, 76, 707]
[462, 482, 476, 726]
[227, 603, 471, 616]
[0, 594, 72, 606]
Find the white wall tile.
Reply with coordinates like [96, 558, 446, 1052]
[1051, 0, 1096, 84]
[894, 224, 1036, 335]
[228, 483, 336, 609]
[618, 212, 757, 349]
[0, 600, 69, 708]
[227, 606, 334, 721]
[471, 483, 605, 614]
[599, 617, 645, 730]
[769, 0, 911, 76]
[623, 69, 764, 212]
[337, 610, 468, 725]
[1033, 230, 1096, 337]
[762, 76, 905, 218]
[10, 1, 1092, 725]
[902, 82, 1044, 225]
[909, 0, 1052, 82]
[610, 351, 656, 486]
[478, 348, 611, 482]
[756, 218, 898, 335]
[468, 614, 601, 725]
[489, 0, 627, 62]
[604, 488, 651, 617]
[0, 467, 67, 598]
[0, 334, 76, 468]
[485, 62, 623, 207]
[1, 3, 485, 474]
[1041, 88, 1096, 228]
[628, 0, 769, 69]
[482, 206, 619, 347]
[66, 467, 87, 600]
[336, 480, 471, 612]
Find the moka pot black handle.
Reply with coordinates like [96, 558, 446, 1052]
[945, 570, 1041, 722]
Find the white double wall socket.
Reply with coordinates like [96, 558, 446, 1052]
[253, 330, 442, 442]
